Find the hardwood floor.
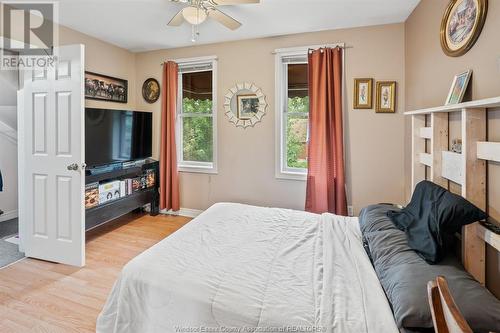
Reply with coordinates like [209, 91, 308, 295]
[0, 213, 191, 333]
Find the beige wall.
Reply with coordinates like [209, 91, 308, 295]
[135, 23, 406, 213]
[405, 0, 500, 297]
[59, 25, 137, 111]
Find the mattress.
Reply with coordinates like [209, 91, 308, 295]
[97, 203, 398, 333]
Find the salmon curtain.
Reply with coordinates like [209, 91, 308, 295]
[159, 61, 180, 211]
[305, 47, 347, 215]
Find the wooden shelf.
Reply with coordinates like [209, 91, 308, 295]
[442, 151, 463, 185]
[86, 166, 143, 184]
[85, 158, 158, 184]
[85, 159, 160, 232]
[477, 141, 500, 163]
[419, 127, 432, 139]
[85, 188, 154, 213]
[85, 188, 155, 231]
[405, 96, 500, 115]
[407, 100, 491, 284]
[477, 224, 500, 252]
[419, 153, 432, 167]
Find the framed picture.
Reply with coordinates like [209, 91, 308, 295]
[237, 94, 259, 120]
[85, 72, 128, 103]
[353, 78, 373, 109]
[142, 78, 160, 104]
[375, 81, 397, 113]
[445, 70, 472, 105]
[440, 0, 488, 57]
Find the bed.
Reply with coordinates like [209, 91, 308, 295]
[96, 202, 398, 333]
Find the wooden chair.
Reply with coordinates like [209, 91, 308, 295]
[427, 276, 473, 333]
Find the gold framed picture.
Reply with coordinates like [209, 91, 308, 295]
[440, 0, 488, 57]
[353, 78, 373, 109]
[142, 78, 160, 104]
[445, 69, 472, 105]
[376, 81, 397, 113]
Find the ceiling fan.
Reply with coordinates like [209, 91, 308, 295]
[167, 0, 260, 42]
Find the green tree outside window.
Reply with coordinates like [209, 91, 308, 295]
[182, 97, 213, 163]
[286, 96, 309, 169]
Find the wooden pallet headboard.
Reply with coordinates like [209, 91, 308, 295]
[406, 97, 500, 285]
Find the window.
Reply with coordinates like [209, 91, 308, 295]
[275, 52, 309, 180]
[177, 57, 217, 173]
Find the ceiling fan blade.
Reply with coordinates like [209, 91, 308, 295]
[212, 0, 259, 5]
[167, 9, 184, 26]
[209, 9, 242, 30]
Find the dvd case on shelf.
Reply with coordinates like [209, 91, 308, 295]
[85, 182, 99, 209]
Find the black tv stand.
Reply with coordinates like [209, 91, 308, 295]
[85, 159, 160, 231]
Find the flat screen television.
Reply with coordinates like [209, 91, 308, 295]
[85, 108, 152, 168]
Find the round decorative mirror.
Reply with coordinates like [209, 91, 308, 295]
[224, 82, 267, 128]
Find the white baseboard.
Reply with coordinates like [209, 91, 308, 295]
[0, 209, 18, 223]
[160, 207, 203, 218]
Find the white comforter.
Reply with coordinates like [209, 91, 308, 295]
[97, 203, 397, 333]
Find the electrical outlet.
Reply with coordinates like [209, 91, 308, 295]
[347, 206, 354, 217]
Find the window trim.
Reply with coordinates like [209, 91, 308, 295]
[275, 49, 309, 181]
[274, 44, 344, 181]
[176, 56, 218, 174]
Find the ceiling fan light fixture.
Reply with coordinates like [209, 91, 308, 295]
[182, 6, 207, 25]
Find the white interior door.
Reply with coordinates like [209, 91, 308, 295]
[18, 44, 86, 267]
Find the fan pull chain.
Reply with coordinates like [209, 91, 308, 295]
[191, 24, 200, 43]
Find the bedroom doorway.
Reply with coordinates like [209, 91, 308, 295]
[0, 48, 23, 268]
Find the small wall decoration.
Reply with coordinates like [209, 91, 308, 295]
[445, 69, 472, 105]
[353, 78, 373, 109]
[224, 82, 267, 129]
[375, 81, 396, 113]
[142, 78, 160, 104]
[237, 94, 260, 119]
[85, 72, 128, 103]
[440, 0, 488, 57]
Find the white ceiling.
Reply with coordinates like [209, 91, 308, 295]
[53, 0, 420, 52]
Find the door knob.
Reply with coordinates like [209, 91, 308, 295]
[67, 163, 79, 171]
